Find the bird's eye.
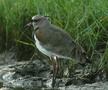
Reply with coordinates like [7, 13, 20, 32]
[31, 19, 39, 22]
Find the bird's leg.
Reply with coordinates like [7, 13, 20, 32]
[52, 57, 56, 88]
[51, 56, 58, 88]
[50, 56, 55, 88]
[56, 58, 61, 78]
[54, 56, 59, 77]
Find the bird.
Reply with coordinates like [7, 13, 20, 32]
[25, 15, 90, 88]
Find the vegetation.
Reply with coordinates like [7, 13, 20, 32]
[0, 0, 108, 78]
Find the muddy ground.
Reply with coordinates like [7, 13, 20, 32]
[0, 50, 108, 90]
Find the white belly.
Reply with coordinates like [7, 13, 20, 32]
[34, 35, 72, 59]
[34, 35, 53, 57]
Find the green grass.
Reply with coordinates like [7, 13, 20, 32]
[0, 0, 108, 77]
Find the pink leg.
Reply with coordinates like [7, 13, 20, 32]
[54, 56, 59, 76]
[51, 56, 58, 88]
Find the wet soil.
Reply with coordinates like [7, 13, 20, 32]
[0, 51, 108, 90]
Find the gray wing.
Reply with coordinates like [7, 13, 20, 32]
[36, 24, 76, 57]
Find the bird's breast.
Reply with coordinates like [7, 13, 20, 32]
[34, 34, 52, 57]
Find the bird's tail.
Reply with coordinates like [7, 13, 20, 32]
[71, 43, 91, 67]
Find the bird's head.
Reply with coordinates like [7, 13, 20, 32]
[25, 15, 49, 30]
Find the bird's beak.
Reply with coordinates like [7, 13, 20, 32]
[24, 22, 32, 29]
